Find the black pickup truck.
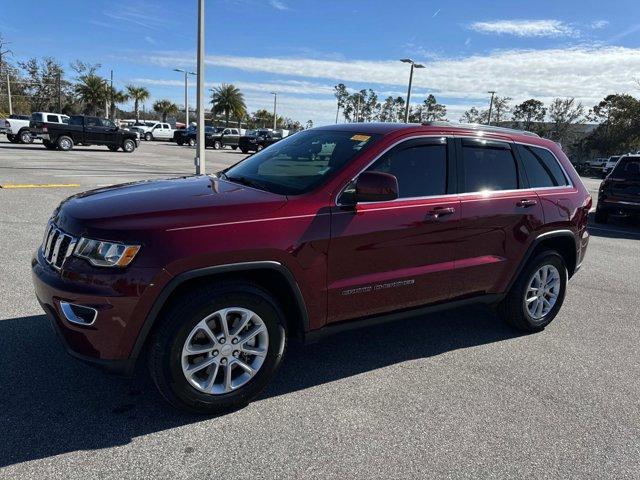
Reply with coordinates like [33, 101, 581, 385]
[238, 129, 282, 153]
[31, 115, 139, 152]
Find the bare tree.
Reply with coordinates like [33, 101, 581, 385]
[491, 96, 512, 124]
[547, 98, 584, 145]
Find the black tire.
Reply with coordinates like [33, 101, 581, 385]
[7, 134, 17, 143]
[177, 140, 184, 146]
[57, 135, 73, 151]
[107, 145, 119, 152]
[43, 140, 57, 150]
[240, 148, 249, 154]
[232, 145, 238, 150]
[145, 132, 153, 141]
[213, 140, 222, 150]
[122, 139, 136, 153]
[498, 251, 567, 332]
[595, 207, 608, 224]
[19, 129, 33, 144]
[149, 282, 287, 414]
[188, 138, 196, 147]
[256, 144, 264, 151]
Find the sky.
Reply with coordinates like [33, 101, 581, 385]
[2, 0, 640, 125]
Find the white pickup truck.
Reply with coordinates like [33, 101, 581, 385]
[134, 121, 175, 141]
[2, 114, 32, 143]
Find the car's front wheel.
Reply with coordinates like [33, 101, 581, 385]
[145, 132, 153, 141]
[149, 283, 287, 414]
[122, 139, 136, 153]
[498, 251, 567, 332]
[19, 129, 33, 144]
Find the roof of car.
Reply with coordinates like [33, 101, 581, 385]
[314, 121, 540, 139]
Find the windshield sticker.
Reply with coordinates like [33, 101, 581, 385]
[350, 134, 371, 142]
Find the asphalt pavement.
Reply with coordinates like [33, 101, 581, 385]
[0, 139, 639, 479]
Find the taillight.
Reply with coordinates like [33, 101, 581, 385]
[42, 125, 48, 132]
[4, 120, 10, 128]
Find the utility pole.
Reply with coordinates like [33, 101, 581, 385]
[195, 0, 206, 174]
[335, 103, 340, 124]
[57, 72, 62, 113]
[271, 92, 277, 130]
[6, 74, 12, 115]
[401, 59, 425, 123]
[110, 69, 114, 120]
[487, 91, 496, 125]
[174, 69, 196, 126]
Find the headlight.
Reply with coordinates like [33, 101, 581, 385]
[75, 237, 141, 267]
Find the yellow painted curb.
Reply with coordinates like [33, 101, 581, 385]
[0, 183, 81, 189]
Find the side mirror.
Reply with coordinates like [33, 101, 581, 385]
[355, 171, 399, 202]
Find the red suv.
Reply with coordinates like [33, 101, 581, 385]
[32, 122, 591, 413]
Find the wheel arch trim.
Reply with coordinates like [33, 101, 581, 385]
[129, 260, 309, 364]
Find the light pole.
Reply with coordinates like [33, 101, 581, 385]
[400, 59, 425, 123]
[174, 68, 196, 126]
[195, 0, 205, 174]
[487, 91, 496, 125]
[271, 92, 277, 131]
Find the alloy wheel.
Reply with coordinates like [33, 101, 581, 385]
[181, 307, 269, 394]
[524, 265, 561, 319]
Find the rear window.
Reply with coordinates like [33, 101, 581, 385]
[31, 113, 44, 122]
[461, 142, 518, 192]
[612, 157, 640, 178]
[518, 145, 569, 188]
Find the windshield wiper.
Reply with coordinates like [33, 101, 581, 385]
[225, 175, 267, 191]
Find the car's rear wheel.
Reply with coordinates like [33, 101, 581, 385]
[498, 251, 567, 332]
[122, 139, 136, 153]
[213, 140, 222, 150]
[149, 283, 287, 414]
[240, 148, 249, 154]
[177, 140, 184, 146]
[145, 132, 153, 141]
[256, 145, 264, 151]
[19, 129, 33, 144]
[188, 138, 196, 147]
[57, 135, 73, 151]
[595, 207, 608, 224]
[232, 145, 238, 150]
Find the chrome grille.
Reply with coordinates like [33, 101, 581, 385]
[42, 223, 77, 270]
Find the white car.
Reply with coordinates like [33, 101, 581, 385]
[602, 155, 621, 177]
[2, 114, 32, 143]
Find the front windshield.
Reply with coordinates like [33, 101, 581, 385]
[222, 130, 380, 195]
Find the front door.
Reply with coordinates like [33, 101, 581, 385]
[328, 137, 460, 323]
[453, 137, 545, 297]
[84, 116, 103, 143]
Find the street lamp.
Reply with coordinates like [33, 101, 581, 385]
[195, 0, 205, 175]
[271, 92, 277, 131]
[400, 59, 425, 123]
[487, 91, 496, 125]
[174, 68, 196, 126]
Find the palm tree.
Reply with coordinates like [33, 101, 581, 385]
[75, 74, 108, 116]
[152, 99, 179, 122]
[109, 88, 129, 120]
[211, 83, 246, 126]
[126, 85, 150, 121]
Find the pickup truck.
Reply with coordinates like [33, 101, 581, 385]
[2, 114, 32, 144]
[238, 129, 283, 153]
[31, 115, 139, 152]
[137, 121, 175, 141]
[206, 127, 240, 150]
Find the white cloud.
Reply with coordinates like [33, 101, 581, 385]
[134, 45, 640, 124]
[131, 78, 334, 96]
[469, 19, 578, 37]
[269, 0, 288, 10]
[591, 20, 609, 29]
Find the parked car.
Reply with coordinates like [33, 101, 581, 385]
[601, 155, 621, 177]
[185, 126, 219, 147]
[595, 154, 640, 223]
[30, 115, 139, 152]
[29, 112, 70, 140]
[174, 126, 194, 145]
[206, 127, 240, 150]
[587, 157, 608, 175]
[140, 122, 175, 141]
[32, 122, 591, 414]
[238, 129, 282, 153]
[2, 114, 32, 143]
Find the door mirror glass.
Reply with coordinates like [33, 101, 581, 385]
[355, 171, 399, 202]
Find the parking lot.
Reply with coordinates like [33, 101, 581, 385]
[1, 138, 639, 479]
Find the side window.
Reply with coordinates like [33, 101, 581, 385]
[231, 129, 238, 135]
[223, 129, 231, 134]
[101, 119, 115, 128]
[46, 115, 58, 123]
[86, 117, 99, 127]
[461, 142, 518, 192]
[367, 142, 447, 198]
[520, 145, 569, 187]
[69, 116, 83, 126]
[163, 124, 170, 129]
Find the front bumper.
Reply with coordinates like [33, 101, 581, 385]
[32, 249, 171, 375]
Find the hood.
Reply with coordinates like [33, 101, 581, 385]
[54, 175, 287, 238]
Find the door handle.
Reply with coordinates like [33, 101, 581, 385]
[516, 199, 538, 208]
[425, 206, 456, 220]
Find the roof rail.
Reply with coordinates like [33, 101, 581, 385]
[421, 121, 540, 138]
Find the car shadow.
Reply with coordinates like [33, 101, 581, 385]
[587, 212, 640, 240]
[0, 144, 121, 153]
[0, 305, 519, 467]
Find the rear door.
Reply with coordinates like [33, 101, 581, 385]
[328, 137, 460, 323]
[453, 137, 544, 298]
[84, 117, 103, 143]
